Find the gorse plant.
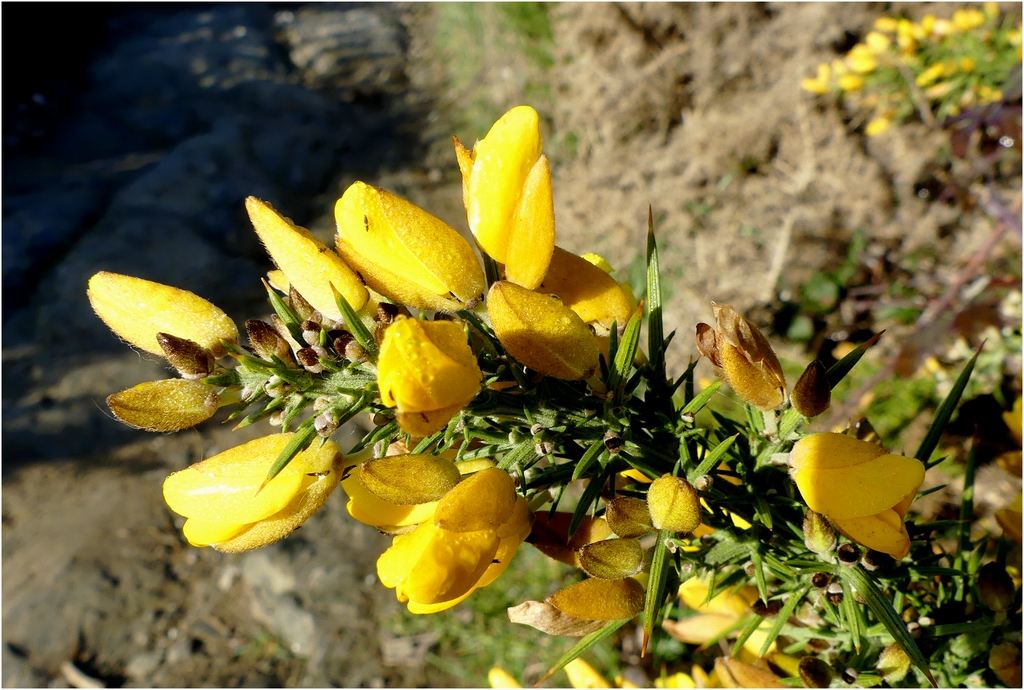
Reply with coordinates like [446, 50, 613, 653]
[89, 105, 1020, 687]
[802, 3, 1021, 135]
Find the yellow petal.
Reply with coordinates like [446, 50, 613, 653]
[831, 509, 911, 559]
[107, 379, 218, 432]
[88, 272, 238, 357]
[662, 613, 737, 645]
[489, 667, 522, 689]
[464, 105, 544, 264]
[377, 317, 482, 413]
[399, 525, 500, 605]
[395, 402, 466, 439]
[565, 658, 611, 688]
[487, 281, 600, 380]
[1004, 398, 1022, 446]
[182, 518, 248, 547]
[334, 183, 484, 311]
[678, 576, 757, 618]
[163, 433, 338, 525]
[995, 494, 1023, 543]
[434, 467, 517, 532]
[504, 155, 556, 289]
[790, 435, 924, 520]
[537, 247, 633, 330]
[342, 468, 438, 529]
[654, 672, 696, 688]
[246, 197, 367, 320]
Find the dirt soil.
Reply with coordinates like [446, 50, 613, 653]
[3, 3, 1020, 688]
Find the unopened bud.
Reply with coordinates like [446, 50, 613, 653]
[792, 360, 831, 418]
[156, 332, 215, 379]
[803, 511, 837, 554]
[605, 496, 654, 538]
[811, 572, 832, 589]
[313, 396, 332, 413]
[906, 621, 921, 637]
[376, 302, 401, 324]
[977, 562, 1015, 612]
[530, 423, 544, 436]
[878, 641, 912, 683]
[268, 410, 285, 426]
[837, 543, 860, 566]
[603, 431, 623, 454]
[806, 638, 830, 653]
[302, 319, 322, 346]
[296, 347, 324, 373]
[861, 549, 890, 571]
[990, 642, 1023, 687]
[245, 319, 293, 363]
[798, 656, 833, 688]
[315, 411, 338, 437]
[264, 375, 288, 398]
[712, 303, 786, 411]
[360, 454, 462, 505]
[840, 668, 857, 684]
[289, 285, 316, 321]
[345, 340, 367, 363]
[332, 331, 354, 358]
[693, 474, 713, 492]
[751, 599, 783, 617]
[107, 379, 218, 432]
[825, 582, 844, 605]
[577, 538, 645, 579]
[647, 475, 701, 533]
[536, 441, 554, 456]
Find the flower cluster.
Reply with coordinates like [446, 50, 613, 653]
[87, 102, 1017, 687]
[802, 4, 1021, 134]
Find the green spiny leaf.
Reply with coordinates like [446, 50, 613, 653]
[679, 379, 723, 418]
[537, 619, 630, 685]
[642, 528, 673, 655]
[572, 440, 607, 481]
[826, 330, 884, 389]
[259, 417, 318, 492]
[758, 586, 809, 657]
[916, 343, 982, 463]
[331, 284, 378, 361]
[686, 433, 738, 483]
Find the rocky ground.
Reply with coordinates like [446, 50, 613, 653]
[3, 3, 1020, 687]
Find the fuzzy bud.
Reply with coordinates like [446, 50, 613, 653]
[803, 511, 837, 554]
[333, 331, 354, 358]
[301, 319, 322, 346]
[296, 347, 324, 373]
[107, 379, 219, 432]
[603, 431, 623, 454]
[877, 643, 911, 684]
[837, 543, 860, 566]
[577, 538, 645, 579]
[288, 285, 317, 321]
[810, 572, 832, 589]
[647, 475, 702, 534]
[156, 332, 215, 379]
[792, 360, 831, 418]
[711, 303, 786, 411]
[693, 474, 714, 492]
[360, 454, 462, 505]
[345, 340, 368, 363]
[246, 320, 293, 363]
[977, 562, 1015, 612]
[605, 496, 654, 538]
[825, 582, 844, 606]
[798, 656, 834, 688]
[315, 411, 338, 437]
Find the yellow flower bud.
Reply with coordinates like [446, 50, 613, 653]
[246, 197, 368, 321]
[953, 8, 985, 31]
[865, 117, 891, 136]
[537, 247, 633, 331]
[803, 510, 837, 554]
[864, 31, 891, 54]
[359, 454, 462, 505]
[995, 493, 1022, 543]
[547, 577, 645, 621]
[487, 281, 600, 380]
[647, 475, 701, 534]
[377, 316, 482, 435]
[528, 513, 613, 567]
[489, 667, 522, 689]
[789, 433, 925, 558]
[107, 379, 219, 432]
[604, 496, 654, 538]
[162, 433, 342, 552]
[707, 303, 786, 411]
[455, 105, 555, 289]
[916, 62, 946, 87]
[88, 271, 238, 357]
[578, 538, 645, 580]
[564, 658, 612, 689]
[800, 63, 831, 94]
[990, 642, 1023, 687]
[653, 672, 695, 688]
[334, 182, 485, 312]
[846, 45, 878, 74]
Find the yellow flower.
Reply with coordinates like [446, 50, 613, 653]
[865, 117, 891, 136]
[334, 182, 485, 312]
[487, 280, 600, 380]
[88, 271, 238, 357]
[489, 667, 522, 688]
[455, 105, 555, 290]
[695, 303, 786, 411]
[246, 197, 368, 321]
[663, 576, 773, 658]
[800, 63, 831, 94]
[162, 433, 342, 552]
[537, 247, 633, 332]
[107, 379, 219, 432]
[916, 62, 946, 87]
[838, 74, 865, 92]
[984, 2, 1000, 19]
[864, 31, 891, 54]
[377, 316, 482, 436]
[377, 468, 533, 613]
[921, 14, 936, 36]
[654, 671, 695, 688]
[846, 44, 878, 74]
[789, 433, 925, 559]
[874, 17, 899, 33]
[932, 18, 957, 37]
[959, 56, 976, 73]
[953, 8, 985, 31]
[565, 658, 612, 688]
[996, 494, 1022, 543]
